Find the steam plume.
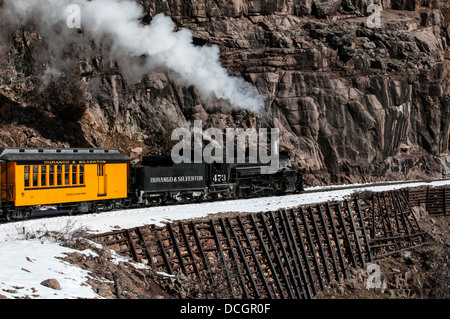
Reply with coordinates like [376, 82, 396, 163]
[0, 0, 264, 112]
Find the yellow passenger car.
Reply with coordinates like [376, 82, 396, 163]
[0, 147, 130, 220]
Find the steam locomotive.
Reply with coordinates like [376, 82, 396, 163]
[0, 147, 304, 221]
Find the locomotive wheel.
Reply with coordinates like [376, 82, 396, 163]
[104, 201, 115, 211]
[90, 203, 98, 214]
[5, 209, 32, 221]
[235, 186, 244, 199]
[137, 199, 149, 208]
[122, 198, 132, 209]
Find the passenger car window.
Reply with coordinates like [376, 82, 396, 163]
[79, 165, 84, 185]
[72, 165, 78, 185]
[41, 166, 47, 187]
[24, 166, 30, 187]
[57, 165, 62, 186]
[64, 165, 70, 185]
[49, 166, 55, 186]
[33, 166, 38, 187]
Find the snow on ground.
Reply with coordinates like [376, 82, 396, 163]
[0, 239, 101, 299]
[1, 179, 450, 299]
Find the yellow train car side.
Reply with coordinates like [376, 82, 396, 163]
[0, 148, 131, 220]
[13, 162, 129, 207]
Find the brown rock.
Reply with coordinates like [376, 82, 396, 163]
[312, 0, 342, 18]
[40, 279, 61, 291]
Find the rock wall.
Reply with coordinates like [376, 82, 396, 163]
[0, 0, 449, 185]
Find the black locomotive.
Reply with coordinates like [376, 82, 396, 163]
[130, 149, 304, 206]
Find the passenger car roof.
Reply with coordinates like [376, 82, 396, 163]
[0, 147, 131, 163]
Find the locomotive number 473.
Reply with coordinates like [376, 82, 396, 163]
[212, 174, 227, 183]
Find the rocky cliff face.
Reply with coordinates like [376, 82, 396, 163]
[0, 0, 449, 185]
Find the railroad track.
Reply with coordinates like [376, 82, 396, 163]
[90, 185, 435, 299]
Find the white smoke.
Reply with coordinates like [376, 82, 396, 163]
[0, 0, 264, 113]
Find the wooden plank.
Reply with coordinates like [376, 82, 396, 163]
[282, 209, 313, 299]
[249, 213, 287, 299]
[219, 218, 250, 298]
[226, 217, 261, 299]
[345, 200, 365, 268]
[190, 221, 215, 288]
[299, 207, 325, 291]
[278, 210, 307, 298]
[259, 212, 295, 299]
[136, 226, 156, 268]
[178, 223, 202, 283]
[210, 219, 236, 298]
[154, 226, 173, 275]
[325, 203, 348, 279]
[237, 215, 273, 299]
[316, 204, 341, 281]
[335, 203, 358, 268]
[268, 211, 303, 299]
[289, 208, 318, 295]
[308, 206, 332, 283]
[353, 199, 373, 263]
[167, 223, 187, 274]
